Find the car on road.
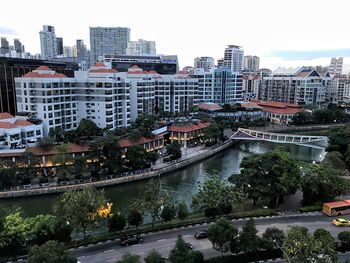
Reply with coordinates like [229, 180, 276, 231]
[332, 218, 350, 227]
[194, 230, 208, 239]
[120, 235, 143, 246]
[185, 242, 193, 250]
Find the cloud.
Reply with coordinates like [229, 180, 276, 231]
[0, 27, 17, 35]
[268, 49, 350, 60]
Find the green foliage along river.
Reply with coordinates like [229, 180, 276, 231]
[0, 141, 324, 217]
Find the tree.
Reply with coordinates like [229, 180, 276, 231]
[161, 201, 176, 222]
[193, 177, 235, 218]
[166, 142, 182, 160]
[283, 226, 336, 263]
[76, 118, 101, 138]
[292, 112, 313, 125]
[208, 218, 238, 259]
[38, 136, 55, 151]
[108, 212, 126, 233]
[117, 253, 141, 263]
[127, 201, 143, 229]
[145, 250, 166, 263]
[52, 144, 73, 177]
[126, 145, 148, 170]
[0, 167, 17, 190]
[312, 109, 336, 124]
[169, 235, 195, 263]
[338, 231, 350, 247]
[239, 218, 260, 253]
[234, 149, 301, 208]
[322, 151, 347, 170]
[301, 164, 349, 205]
[27, 240, 76, 263]
[49, 127, 64, 142]
[28, 214, 57, 246]
[327, 126, 350, 155]
[204, 122, 224, 143]
[51, 219, 73, 243]
[261, 227, 285, 250]
[135, 114, 157, 133]
[17, 151, 38, 184]
[313, 229, 336, 262]
[58, 186, 107, 238]
[177, 201, 189, 220]
[142, 180, 170, 227]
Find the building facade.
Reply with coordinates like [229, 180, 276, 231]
[90, 27, 130, 64]
[126, 39, 156, 56]
[223, 45, 244, 72]
[39, 25, 57, 60]
[260, 67, 331, 107]
[0, 37, 9, 55]
[0, 112, 43, 149]
[329, 57, 343, 76]
[244, 55, 260, 72]
[194, 56, 214, 71]
[56, 37, 63, 55]
[15, 64, 131, 135]
[0, 57, 78, 115]
[242, 74, 259, 99]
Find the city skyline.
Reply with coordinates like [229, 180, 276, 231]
[1, 0, 350, 71]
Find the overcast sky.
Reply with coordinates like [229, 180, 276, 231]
[1, 0, 350, 72]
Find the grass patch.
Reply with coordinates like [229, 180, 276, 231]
[298, 203, 323, 213]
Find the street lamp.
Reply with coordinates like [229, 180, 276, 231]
[273, 239, 290, 263]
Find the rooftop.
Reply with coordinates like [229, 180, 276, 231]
[28, 143, 90, 156]
[198, 103, 222, 111]
[118, 134, 164, 148]
[168, 121, 210, 133]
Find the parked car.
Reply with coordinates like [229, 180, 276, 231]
[185, 242, 193, 250]
[120, 235, 143, 246]
[332, 218, 350, 227]
[194, 230, 208, 239]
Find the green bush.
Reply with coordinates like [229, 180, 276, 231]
[298, 204, 323, 213]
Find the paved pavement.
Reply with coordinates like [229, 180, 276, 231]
[74, 212, 350, 263]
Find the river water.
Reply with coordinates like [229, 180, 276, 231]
[0, 141, 325, 217]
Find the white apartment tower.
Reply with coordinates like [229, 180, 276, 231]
[15, 64, 131, 136]
[329, 57, 343, 76]
[223, 45, 244, 72]
[39, 25, 57, 60]
[244, 55, 260, 72]
[126, 39, 156, 56]
[90, 27, 130, 64]
[194, 57, 214, 71]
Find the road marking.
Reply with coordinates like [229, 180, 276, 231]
[104, 249, 114, 253]
[107, 258, 117, 262]
[157, 239, 167, 242]
[77, 256, 85, 259]
[132, 244, 141, 247]
[137, 252, 145, 255]
[183, 234, 191, 237]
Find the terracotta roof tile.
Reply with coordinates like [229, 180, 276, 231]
[94, 62, 106, 67]
[198, 103, 222, 111]
[0, 113, 14, 120]
[23, 72, 67, 78]
[14, 120, 34, 126]
[168, 122, 210, 133]
[36, 65, 51, 71]
[131, 65, 141, 69]
[0, 122, 18, 129]
[118, 135, 164, 148]
[28, 143, 90, 156]
[90, 68, 117, 73]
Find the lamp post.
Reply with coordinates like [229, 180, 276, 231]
[273, 239, 290, 263]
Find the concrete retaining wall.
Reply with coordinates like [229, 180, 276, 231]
[0, 140, 234, 199]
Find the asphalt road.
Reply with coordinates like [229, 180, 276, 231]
[74, 212, 350, 263]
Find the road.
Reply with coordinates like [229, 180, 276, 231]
[74, 212, 350, 263]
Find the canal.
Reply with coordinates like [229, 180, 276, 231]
[0, 141, 325, 217]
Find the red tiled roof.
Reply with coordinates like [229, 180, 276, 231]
[28, 143, 90, 156]
[0, 122, 18, 129]
[14, 120, 34, 126]
[261, 106, 302, 115]
[90, 68, 117, 73]
[198, 103, 222, 111]
[127, 71, 144, 74]
[168, 122, 210, 133]
[118, 134, 164, 148]
[324, 200, 350, 208]
[0, 152, 24, 158]
[240, 102, 261, 108]
[23, 72, 67, 78]
[131, 65, 140, 69]
[94, 62, 106, 67]
[36, 65, 51, 71]
[252, 100, 302, 115]
[0, 113, 14, 120]
[148, 70, 158, 74]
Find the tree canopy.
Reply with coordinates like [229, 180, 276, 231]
[27, 240, 76, 263]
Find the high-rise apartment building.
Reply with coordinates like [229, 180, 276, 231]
[76, 39, 87, 60]
[90, 27, 130, 64]
[0, 37, 9, 55]
[15, 64, 131, 135]
[194, 57, 214, 71]
[126, 39, 156, 56]
[223, 45, 244, 72]
[56, 37, 63, 55]
[39, 25, 57, 60]
[329, 57, 343, 76]
[14, 38, 24, 53]
[244, 55, 260, 72]
[192, 67, 243, 104]
[259, 67, 334, 107]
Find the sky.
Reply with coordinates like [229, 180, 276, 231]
[1, 0, 350, 72]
